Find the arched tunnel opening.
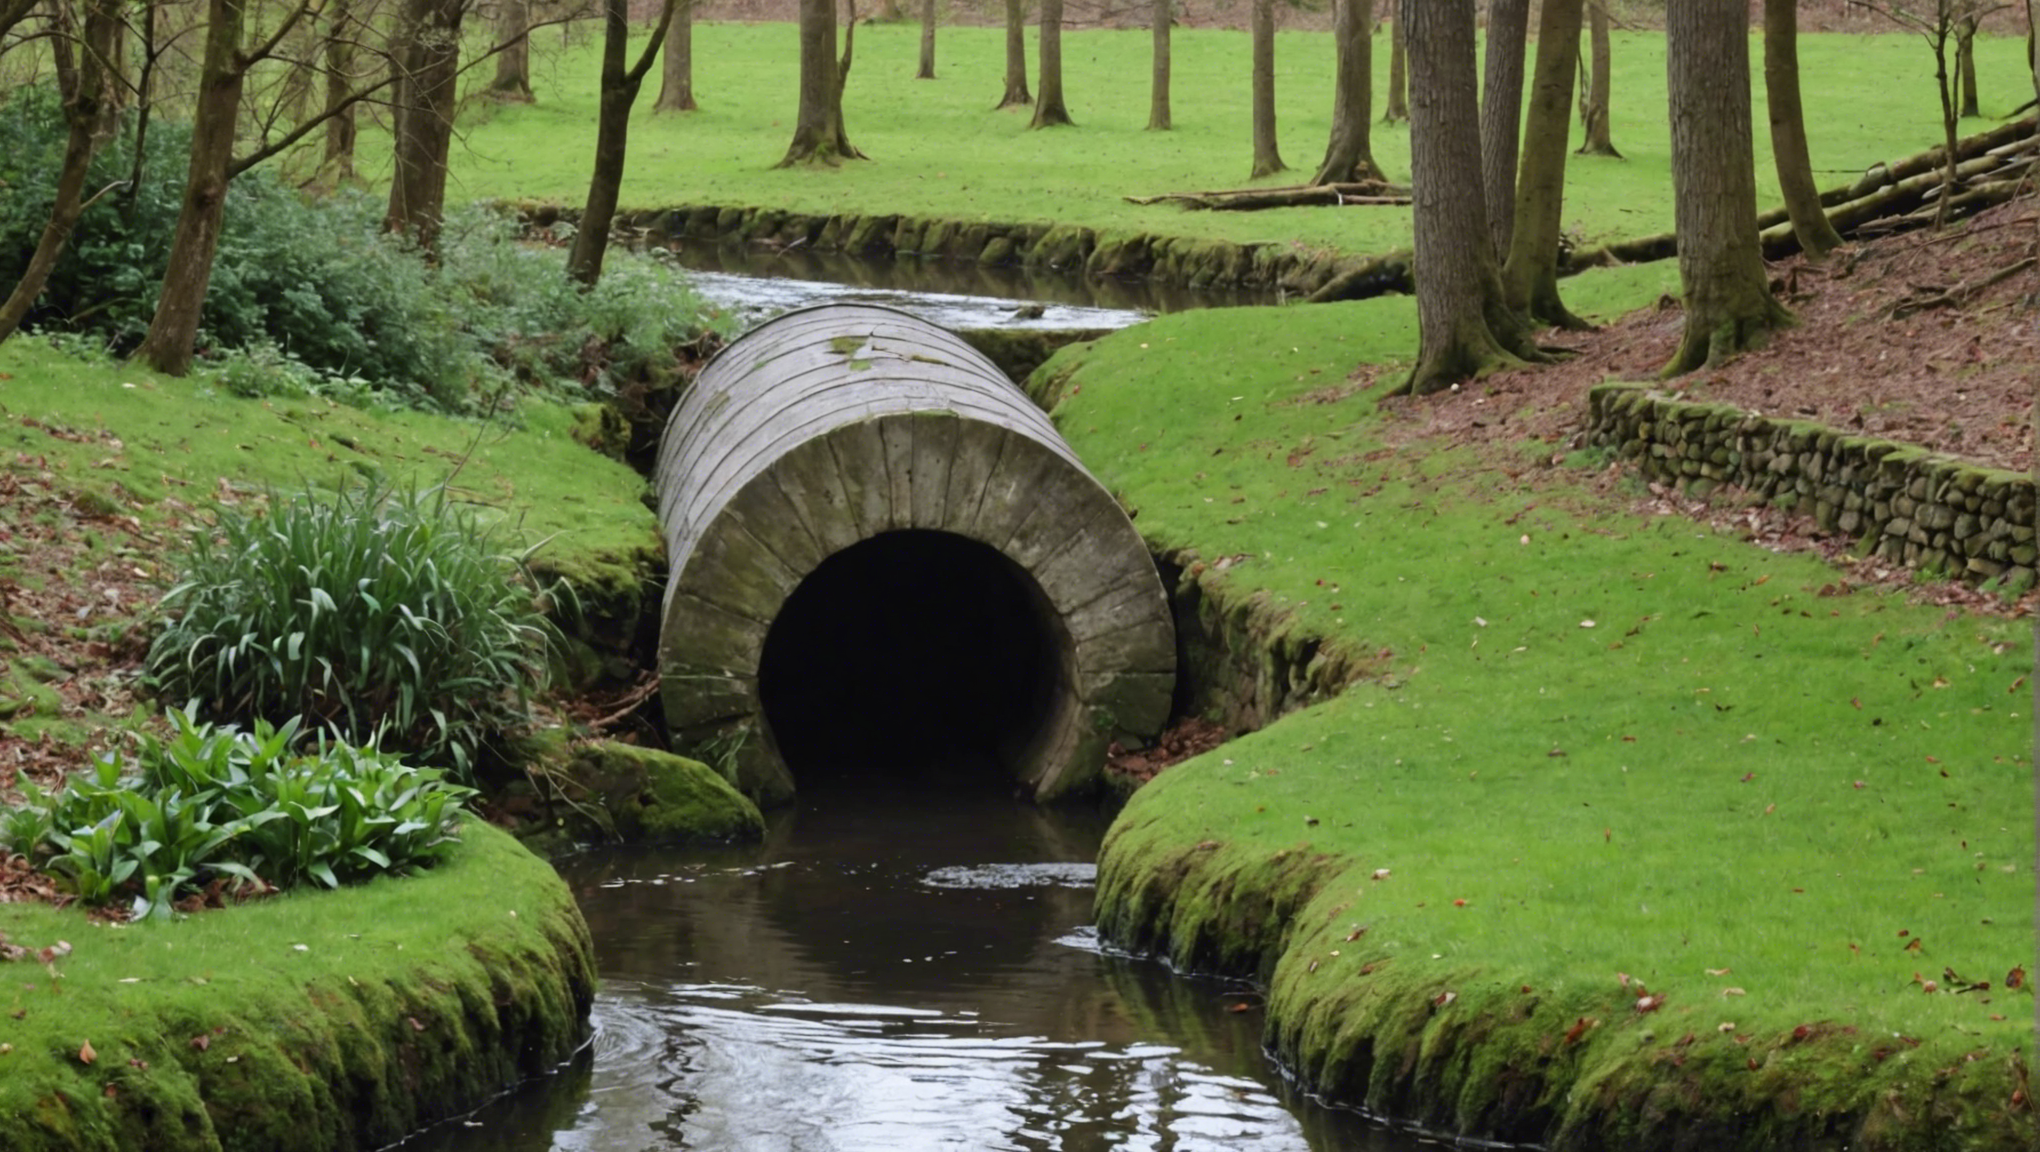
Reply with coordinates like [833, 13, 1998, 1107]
[756, 529, 1070, 785]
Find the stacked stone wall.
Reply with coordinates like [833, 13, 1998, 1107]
[1587, 382, 2035, 590]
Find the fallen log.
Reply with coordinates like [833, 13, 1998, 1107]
[1304, 251, 1414, 304]
[1125, 181, 1411, 211]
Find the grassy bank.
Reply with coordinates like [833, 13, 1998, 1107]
[0, 819, 595, 1151]
[1060, 274, 2035, 1147]
[432, 24, 2038, 256]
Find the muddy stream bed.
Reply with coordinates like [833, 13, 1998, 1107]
[402, 783, 1430, 1152]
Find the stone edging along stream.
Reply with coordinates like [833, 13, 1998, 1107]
[518, 200, 1390, 298]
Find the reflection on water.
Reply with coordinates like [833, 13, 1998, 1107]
[400, 784, 1421, 1152]
[657, 241, 1277, 333]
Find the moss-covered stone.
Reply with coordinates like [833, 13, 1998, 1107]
[560, 740, 764, 844]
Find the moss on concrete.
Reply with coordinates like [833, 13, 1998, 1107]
[0, 821, 595, 1152]
[512, 740, 764, 848]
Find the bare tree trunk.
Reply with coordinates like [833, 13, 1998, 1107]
[384, 0, 468, 252]
[322, 0, 358, 178]
[136, 0, 250, 375]
[656, 0, 697, 110]
[1480, 0, 1528, 258]
[1399, 0, 1530, 396]
[1249, 0, 1283, 176]
[0, 0, 40, 43]
[916, 0, 935, 78]
[1955, 2, 1978, 117]
[568, 0, 675, 285]
[1312, 0, 1379, 184]
[995, 0, 1029, 107]
[1147, 0, 1169, 129]
[1030, 0, 1071, 126]
[1662, 0, 1792, 376]
[1577, 0, 1619, 155]
[1500, 0, 1586, 329]
[0, 0, 121, 343]
[779, 0, 863, 163]
[1384, 12, 1407, 122]
[489, 0, 534, 101]
[1764, 0, 1843, 258]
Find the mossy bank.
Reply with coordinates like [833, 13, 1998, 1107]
[1050, 282, 2034, 1149]
[0, 820, 595, 1151]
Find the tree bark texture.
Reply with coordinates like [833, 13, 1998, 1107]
[1384, 12, 1408, 121]
[1249, 0, 1283, 176]
[0, 0, 40, 43]
[1663, 0, 1791, 376]
[1956, 3, 1978, 117]
[1578, 0, 1618, 155]
[321, 0, 358, 177]
[1763, 0, 1843, 258]
[489, 0, 534, 101]
[0, 0, 121, 343]
[1030, 0, 1072, 126]
[1500, 0, 1585, 329]
[916, 0, 935, 78]
[1400, 0, 1524, 395]
[1313, 0, 1379, 184]
[1147, 0, 1169, 129]
[657, 0, 698, 110]
[1479, 0, 1527, 260]
[136, 0, 248, 375]
[779, 0, 862, 163]
[996, 0, 1029, 107]
[384, 0, 467, 252]
[569, 0, 675, 285]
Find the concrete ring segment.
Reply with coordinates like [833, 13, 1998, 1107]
[656, 304, 1174, 804]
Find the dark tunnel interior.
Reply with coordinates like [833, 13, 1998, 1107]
[757, 530, 1068, 785]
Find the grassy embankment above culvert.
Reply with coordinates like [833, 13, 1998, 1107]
[433, 24, 2038, 257]
[0, 337, 661, 748]
[0, 819, 595, 1152]
[1051, 268, 2036, 1147]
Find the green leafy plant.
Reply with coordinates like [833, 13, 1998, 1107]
[3, 709, 476, 918]
[144, 480, 563, 778]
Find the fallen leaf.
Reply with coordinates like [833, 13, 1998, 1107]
[191, 1035, 210, 1051]
[78, 1040, 95, 1065]
[1706, 967, 1732, 976]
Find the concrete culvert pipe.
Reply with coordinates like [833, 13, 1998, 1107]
[655, 304, 1175, 804]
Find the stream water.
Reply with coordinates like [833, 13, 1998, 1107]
[402, 783, 1431, 1152]
[658, 241, 1277, 332]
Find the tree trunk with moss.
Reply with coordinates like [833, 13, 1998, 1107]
[1501, 0, 1587, 329]
[1147, 0, 1169, 129]
[779, 0, 863, 164]
[1764, 0, 1843, 258]
[1577, 0, 1619, 155]
[657, 0, 698, 110]
[996, 0, 1029, 107]
[1313, 0, 1379, 184]
[384, 0, 467, 252]
[489, 0, 534, 101]
[1399, 0, 1530, 395]
[1249, 0, 1283, 176]
[1384, 12, 1408, 122]
[1030, 0, 1071, 126]
[0, 0, 122, 343]
[568, 0, 674, 285]
[1663, 0, 1791, 376]
[1480, 0, 1528, 257]
[916, 0, 935, 78]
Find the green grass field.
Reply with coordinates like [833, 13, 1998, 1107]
[432, 22, 2038, 257]
[1060, 273, 2036, 1141]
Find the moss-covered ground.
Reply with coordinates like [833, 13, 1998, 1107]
[0, 819, 595, 1151]
[1068, 270, 2035, 1148]
[430, 25, 2037, 258]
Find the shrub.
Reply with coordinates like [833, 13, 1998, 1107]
[144, 481, 562, 778]
[2, 709, 475, 919]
